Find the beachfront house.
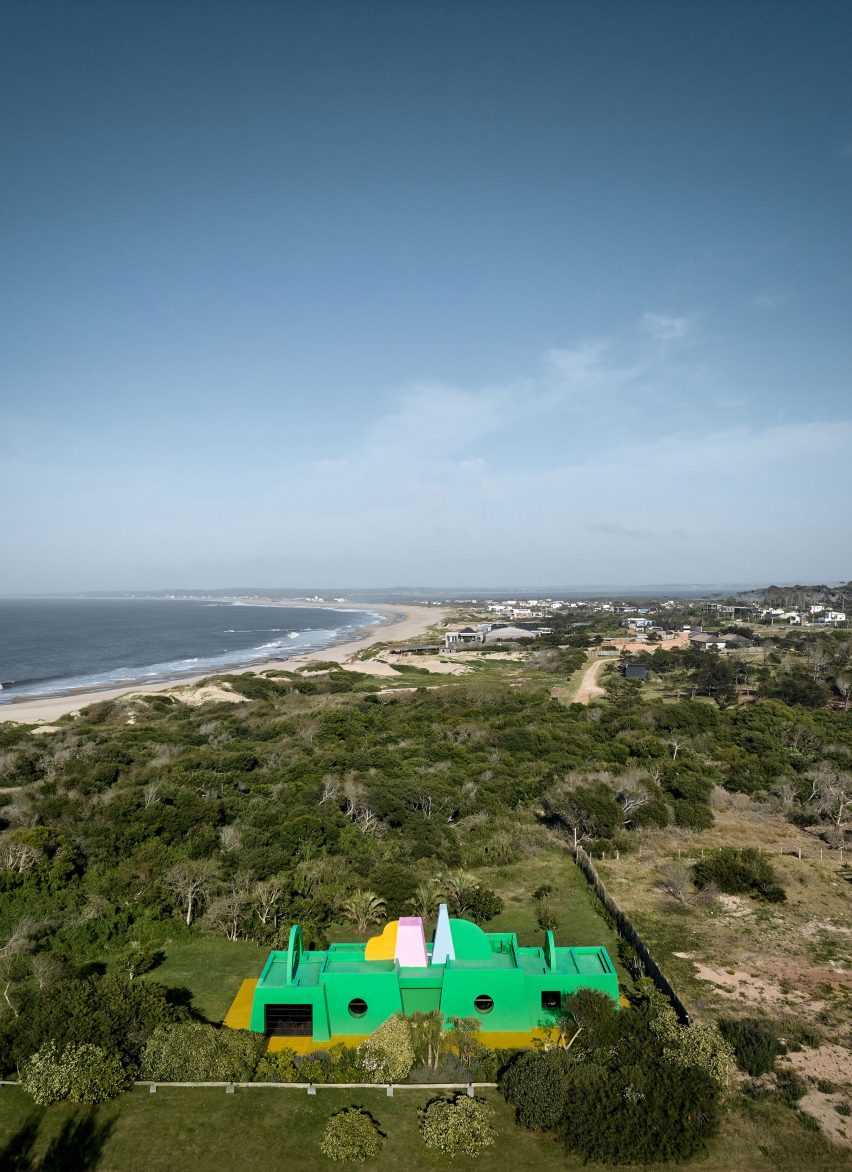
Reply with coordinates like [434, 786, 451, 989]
[237, 906, 618, 1046]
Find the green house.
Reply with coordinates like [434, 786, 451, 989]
[248, 906, 618, 1042]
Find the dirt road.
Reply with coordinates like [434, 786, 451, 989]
[573, 657, 607, 703]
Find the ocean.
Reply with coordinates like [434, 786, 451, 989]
[0, 598, 385, 703]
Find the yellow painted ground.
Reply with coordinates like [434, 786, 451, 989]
[267, 1034, 371, 1054]
[479, 1027, 560, 1049]
[223, 979, 256, 1030]
[224, 981, 585, 1054]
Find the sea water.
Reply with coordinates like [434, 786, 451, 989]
[0, 597, 385, 702]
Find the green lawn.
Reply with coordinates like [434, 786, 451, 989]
[0, 1084, 845, 1172]
[143, 937, 264, 1023]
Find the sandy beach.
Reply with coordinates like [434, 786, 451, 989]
[0, 603, 448, 725]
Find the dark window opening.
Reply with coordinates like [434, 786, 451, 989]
[264, 1003, 313, 1037]
[473, 994, 494, 1014]
[348, 998, 368, 1017]
[541, 990, 561, 1010]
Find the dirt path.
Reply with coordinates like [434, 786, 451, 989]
[572, 658, 607, 704]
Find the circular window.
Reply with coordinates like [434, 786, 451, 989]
[348, 998, 368, 1018]
[473, 994, 494, 1014]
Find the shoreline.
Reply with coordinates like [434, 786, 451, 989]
[0, 603, 447, 726]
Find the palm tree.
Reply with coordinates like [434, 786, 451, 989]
[441, 869, 480, 916]
[340, 889, 386, 935]
[408, 880, 442, 921]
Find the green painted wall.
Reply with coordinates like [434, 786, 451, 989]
[248, 928, 619, 1041]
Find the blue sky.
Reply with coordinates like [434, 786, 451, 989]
[1, 0, 850, 591]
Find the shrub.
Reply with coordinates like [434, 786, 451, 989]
[254, 1049, 298, 1082]
[357, 1014, 415, 1083]
[693, 848, 786, 902]
[10, 973, 179, 1071]
[419, 1094, 496, 1157]
[717, 1017, 783, 1077]
[560, 1060, 721, 1164]
[500, 1049, 573, 1130]
[466, 886, 504, 925]
[320, 1107, 384, 1162]
[649, 1006, 735, 1099]
[776, 1069, 808, 1105]
[298, 1057, 329, 1084]
[140, 1023, 265, 1082]
[20, 1041, 129, 1105]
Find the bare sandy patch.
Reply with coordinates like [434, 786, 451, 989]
[779, 1044, 852, 1087]
[373, 653, 471, 676]
[797, 1090, 852, 1150]
[687, 960, 823, 1011]
[162, 683, 249, 707]
[602, 633, 690, 653]
[717, 894, 754, 919]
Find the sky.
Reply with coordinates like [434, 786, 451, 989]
[1, 0, 851, 592]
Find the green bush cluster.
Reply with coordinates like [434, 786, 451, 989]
[20, 1040, 129, 1105]
[419, 1094, 496, 1157]
[717, 1017, 784, 1077]
[320, 1107, 384, 1162]
[140, 1023, 266, 1083]
[501, 990, 731, 1164]
[693, 848, 786, 902]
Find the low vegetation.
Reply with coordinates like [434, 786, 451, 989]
[0, 604, 850, 1163]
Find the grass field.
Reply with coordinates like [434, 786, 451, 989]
[143, 937, 264, 1023]
[0, 1083, 846, 1172]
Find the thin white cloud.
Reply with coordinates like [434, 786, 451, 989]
[753, 292, 789, 308]
[641, 312, 697, 344]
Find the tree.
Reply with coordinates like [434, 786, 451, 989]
[20, 1041, 128, 1105]
[408, 1010, 445, 1072]
[319, 1107, 384, 1162]
[120, 941, 161, 980]
[164, 859, 218, 927]
[206, 877, 252, 941]
[0, 921, 35, 1017]
[834, 674, 852, 711]
[448, 1016, 484, 1068]
[8, 972, 178, 1073]
[252, 875, 288, 931]
[808, 765, 852, 846]
[441, 869, 481, 916]
[339, 890, 386, 935]
[419, 1095, 496, 1157]
[408, 880, 441, 920]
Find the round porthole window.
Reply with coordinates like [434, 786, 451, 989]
[348, 998, 368, 1017]
[473, 994, 494, 1014]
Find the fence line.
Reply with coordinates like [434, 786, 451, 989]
[572, 845, 691, 1025]
[596, 844, 846, 865]
[0, 1079, 497, 1096]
